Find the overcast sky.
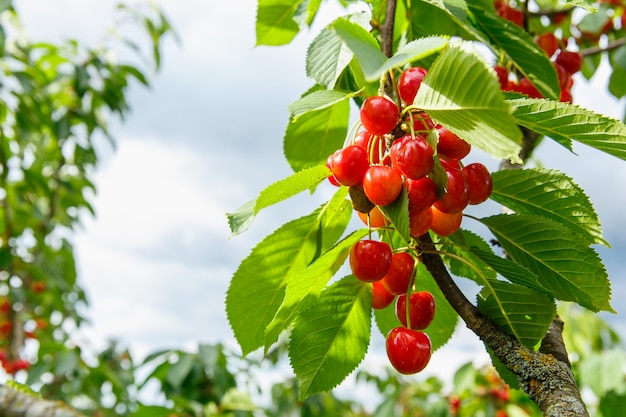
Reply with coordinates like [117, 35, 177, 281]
[12, 0, 626, 400]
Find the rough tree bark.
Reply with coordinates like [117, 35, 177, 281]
[0, 385, 87, 417]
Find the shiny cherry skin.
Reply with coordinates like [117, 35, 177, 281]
[350, 239, 393, 282]
[390, 135, 435, 180]
[463, 162, 493, 205]
[360, 96, 399, 136]
[386, 327, 432, 374]
[363, 165, 403, 206]
[381, 252, 415, 296]
[396, 291, 436, 330]
[329, 145, 370, 187]
[398, 67, 428, 104]
[430, 206, 463, 236]
[434, 168, 471, 214]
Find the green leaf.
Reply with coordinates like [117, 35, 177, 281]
[330, 18, 387, 81]
[469, 5, 560, 99]
[331, 17, 449, 82]
[407, 0, 478, 41]
[469, 246, 543, 292]
[290, 275, 371, 399]
[227, 207, 330, 355]
[288, 89, 360, 121]
[284, 101, 350, 174]
[263, 199, 361, 351]
[508, 97, 626, 161]
[256, 0, 305, 46]
[579, 350, 626, 397]
[480, 214, 613, 312]
[441, 230, 498, 284]
[166, 353, 195, 389]
[608, 66, 626, 99]
[477, 280, 556, 347]
[306, 25, 355, 89]
[413, 40, 523, 162]
[491, 168, 608, 246]
[226, 165, 331, 236]
[380, 186, 411, 246]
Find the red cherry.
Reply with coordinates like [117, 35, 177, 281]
[406, 111, 436, 133]
[398, 67, 428, 104]
[434, 168, 471, 214]
[554, 63, 573, 91]
[381, 252, 415, 295]
[495, 1, 524, 26]
[430, 206, 463, 236]
[372, 281, 396, 309]
[329, 146, 370, 186]
[360, 96, 399, 136]
[363, 166, 403, 207]
[436, 126, 471, 161]
[409, 206, 433, 237]
[396, 291, 436, 330]
[515, 78, 543, 99]
[386, 327, 432, 374]
[494, 66, 509, 89]
[536, 33, 559, 58]
[390, 135, 435, 180]
[463, 163, 493, 205]
[326, 154, 340, 187]
[349, 239, 393, 282]
[560, 88, 573, 103]
[555, 50, 583, 75]
[357, 206, 388, 228]
[407, 177, 438, 212]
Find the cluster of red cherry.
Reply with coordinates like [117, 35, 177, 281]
[494, 0, 587, 103]
[325, 66, 494, 374]
[0, 297, 30, 375]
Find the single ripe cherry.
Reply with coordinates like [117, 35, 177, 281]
[329, 145, 370, 187]
[326, 153, 340, 186]
[409, 206, 433, 237]
[362, 165, 403, 207]
[434, 168, 471, 214]
[436, 125, 471, 161]
[360, 96, 399, 136]
[396, 291, 436, 330]
[398, 67, 428, 104]
[406, 177, 438, 212]
[536, 32, 559, 58]
[350, 239, 393, 282]
[555, 50, 583, 75]
[381, 252, 415, 295]
[372, 281, 396, 309]
[463, 162, 493, 205]
[430, 205, 463, 236]
[386, 327, 432, 374]
[390, 135, 435, 180]
[357, 206, 388, 228]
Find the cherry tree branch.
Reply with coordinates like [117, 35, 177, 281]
[418, 234, 589, 417]
[580, 38, 626, 58]
[0, 385, 87, 417]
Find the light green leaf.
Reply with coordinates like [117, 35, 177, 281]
[379, 36, 449, 78]
[413, 40, 523, 162]
[263, 207, 363, 351]
[380, 186, 411, 246]
[256, 0, 305, 46]
[509, 97, 626, 161]
[288, 89, 360, 121]
[284, 101, 350, 174]
[306, 26, 354, 89]
[226, 165, 331, 236]
[579, 350, 626, 398]
[331, 17, 449, 82]
[477, 280, 556, 347]
[480, 214, 613, 313]
[469, 5, 560, 100]
[491, 168, 607, 246]
[290, 275, 371, 399]
[227, 207, 329, 355]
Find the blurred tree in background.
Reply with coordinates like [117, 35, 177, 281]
[0, 0, 625, 416]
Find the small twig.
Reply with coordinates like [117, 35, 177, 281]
[580, 38, 626, 58]
[381, 0, 397, 59]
